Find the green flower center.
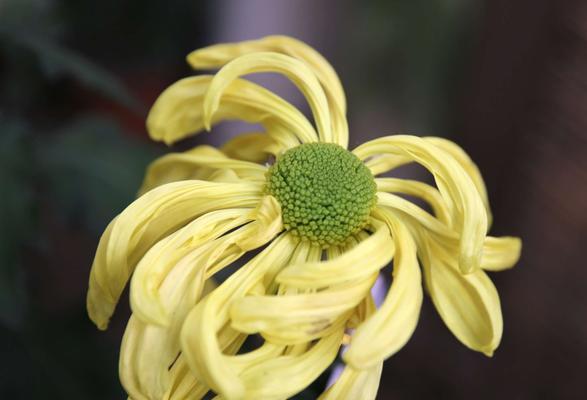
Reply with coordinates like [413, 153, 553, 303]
[266, 142, 377, 247]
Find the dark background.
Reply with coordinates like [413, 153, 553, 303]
[1, 0, 585, 399]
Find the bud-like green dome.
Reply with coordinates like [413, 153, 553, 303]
[266, 143, 377, 246]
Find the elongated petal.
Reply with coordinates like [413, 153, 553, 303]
[377, 192, 521, 272]
[426, 137, 493, 228]
[164, 356, 209, 400]
[344, 207, 423, 369]
[421, 238, 503, 356]
[180, 234, 297, 399]
[87, 180, 262, 330]
[230, 274, 376, 343]
[187, 35, 346, 113]
[236, 195, 284, 251]
[355, 135, 487, 274]
[202, 52, 333, 143]
[321, 360, 382, 400]
[147, 75, 316, 147]
[277, 220, 394, 287]
[220, 132, 277, 163]
[237, 330, 344, 400]
[129, 209, 250, 325]
[187, 35, 349, 148]
[320, 296, 382, 400]
[479, 236, 522, 271]
[140, 146, 266, 194]
[376, 177, 452, 226]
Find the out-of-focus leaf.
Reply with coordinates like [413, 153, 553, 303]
[37, 115, 158, 233]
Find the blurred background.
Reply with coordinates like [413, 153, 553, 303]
[1, 0, 585, 398]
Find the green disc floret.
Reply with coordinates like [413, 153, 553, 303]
[266, 142, 377, 246]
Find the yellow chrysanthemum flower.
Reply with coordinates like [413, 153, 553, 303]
[87, 35, 522, 400]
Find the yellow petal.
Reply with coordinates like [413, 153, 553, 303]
[129, 209, 250, 325]
[187, 35, 349, 148]
[355, 135, 487, 274]
[146, 75, 316, 148]
[220, 132, 277, 163]
[426, 137, 493, 228]
[202, 52, 333, 143]
[377, 192, 521, 272]
[239, 330, 345, 400]
[421, 238, 503, 356]
[376, 177, 452, 226]
[344, 207, 422, 369]
[187, 35, 346, 113]
[277, 220, 394, 287]
[140, 145, 266, 194]
[180, 234, 297, 399]
[480, 236, 522, 271]
[87, 180, 262, 330]
[320, 296, 382, 400]
[164, 356, 209, 400]
[236, 195, 284, 251]
[230, 275, 376, 343]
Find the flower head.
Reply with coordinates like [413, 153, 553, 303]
[87, 35, 521, 399]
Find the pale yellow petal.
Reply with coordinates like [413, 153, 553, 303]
[187, 35, 349, 148]
[355, 135, 487, 274]
[129, 209, 250, 325]
[277, 219, 394, 287]
[230, 275, 376, 343]
[180, 234, 297, 399]
[87, 180, 263, 330]
[202, 52, 332, 143]
[426, 137, 493, 228]
[146, 75, 316, 147]
[320, 296, 382, 400]
[377, 191, 521, 272]
[187, 35, 346, 112]
[421, 238, 503, 356]
[239, 329, 345, 400]
[140, 145, 266, 194]
[220, 132, 277, 163]
[164, 356, 209, 400]
[480, 236, 522, 271]
[376, 177, 452, 226]
[236, 195, 284, 251]
[344, 207, 423, 369]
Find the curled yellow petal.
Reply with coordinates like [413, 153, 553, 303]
[237, 195, 283, 251]
[187, 35, 346, 113]
[277, 220, 393, 287]
[377, 191, 521, 272]
[320, 296, 382, 400]
[180, 234, 297, 399]
[344, 207, 422, 369]
[164, 355, 209, 400]
[481, 236, 522, 271]
[230, 274, 376, 343]
[426, 137, 493, 228]
[202, 52, 332, 143]
[239, 330, 345, 399]
[140, 145, 266, 194]
[220, 132, 277, 163]
[187, 35, 349, 148]
[421, 237, 503, 356]
[355, 135, 487, 274]
[147, 75, 316, 148]
[376, 177, 452, 226]
[87, 180, 262, 330]
[129, 209, 250, 325]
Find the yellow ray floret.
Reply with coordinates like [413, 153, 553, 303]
[87, 35, 522, 399]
